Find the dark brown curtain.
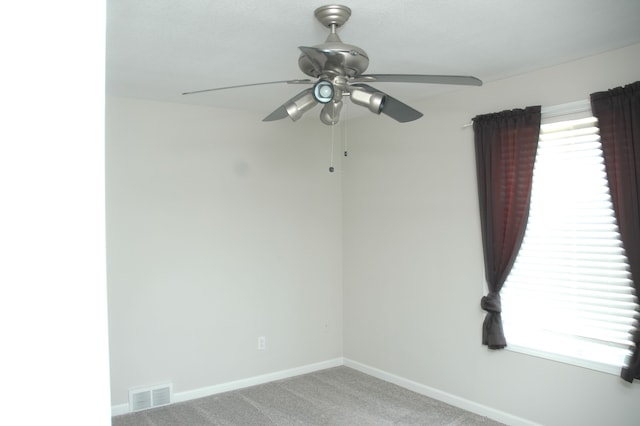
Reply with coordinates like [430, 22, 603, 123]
[591, 81, 640, 383]
[473, 106, 541, 349]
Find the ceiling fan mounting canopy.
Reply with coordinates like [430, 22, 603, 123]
[314, 4, 352, 28]
[182, 4, 482, 125]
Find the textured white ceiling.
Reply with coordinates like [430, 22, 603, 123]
[107, 0, 640, 118]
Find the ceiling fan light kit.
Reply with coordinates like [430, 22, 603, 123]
[320, 100, 343, 126]
[183, 4, 482, 125]
[313, 80, 335, 103]
[284, 89, 317, 122]
[349, 87, 385, 114]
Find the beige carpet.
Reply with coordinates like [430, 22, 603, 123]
[112, 366, 504, 425]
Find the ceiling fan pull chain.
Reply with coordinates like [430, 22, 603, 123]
[329, 110, 336, 173]
[343, 101, 348, 157]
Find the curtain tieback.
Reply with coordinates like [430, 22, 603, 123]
[481, 291, 501, 313]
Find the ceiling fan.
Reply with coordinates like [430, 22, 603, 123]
[183, 4, 482, 125]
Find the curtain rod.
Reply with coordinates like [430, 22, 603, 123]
[462, 99, 591, 128]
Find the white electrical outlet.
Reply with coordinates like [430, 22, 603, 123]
[257, 336, 266, 350]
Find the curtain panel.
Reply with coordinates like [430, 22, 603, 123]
[473, 106, 541, 349]
[591, 81, 640, 382]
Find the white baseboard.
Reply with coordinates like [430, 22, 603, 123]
[111, 402, 129, 416]
[111, 357, 343, 416]
[343, 358, 540, 426]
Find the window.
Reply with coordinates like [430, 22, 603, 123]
[501, 106, 639, 374]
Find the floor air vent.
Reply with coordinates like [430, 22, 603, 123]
[129, 383, 172, 412]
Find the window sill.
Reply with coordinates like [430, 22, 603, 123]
[505, 343, 623, 376]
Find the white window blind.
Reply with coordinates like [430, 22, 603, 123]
[501, 115, 639, 373]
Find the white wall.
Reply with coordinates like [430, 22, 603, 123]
[343, 43, 640, 426]
[106, 98, 343, 405]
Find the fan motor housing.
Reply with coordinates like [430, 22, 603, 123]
[298, 43, 369, 78]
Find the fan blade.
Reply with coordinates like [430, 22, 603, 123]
[263, 88, 317, 122]
[263, 105, 290, 122]
[354, 74, 482, 86]
[182, 79, 313, 96]
[351, 83, 423, 123]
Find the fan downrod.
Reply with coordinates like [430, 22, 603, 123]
[314, 5, 351, 28]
